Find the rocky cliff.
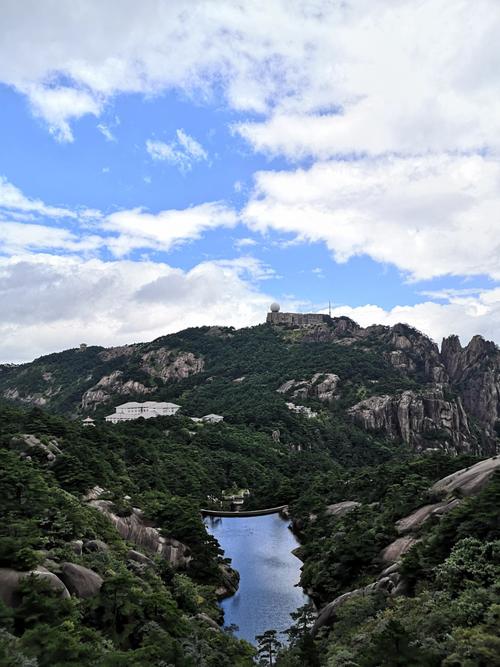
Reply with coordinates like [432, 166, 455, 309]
[1, 319, 499, 456]
[348, 387, 476, 454]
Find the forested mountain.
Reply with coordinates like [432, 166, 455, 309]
[1, 317, 499, 665]
[2, 317, 500, 456]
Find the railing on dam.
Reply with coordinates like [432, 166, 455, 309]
[200, 504, 288, 518]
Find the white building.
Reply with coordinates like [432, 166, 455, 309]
[202, 414, 224, 424]
[105, 401, 181, 423]
[82, 417, 95, 427]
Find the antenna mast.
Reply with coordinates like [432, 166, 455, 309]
[329, 300, 331, 317]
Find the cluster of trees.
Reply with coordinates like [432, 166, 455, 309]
[275, 459, 500, 666]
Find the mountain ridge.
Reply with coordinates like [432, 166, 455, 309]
[1, 316, 499, 457]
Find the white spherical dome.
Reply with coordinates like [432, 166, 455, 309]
[270, 302, 280, 312]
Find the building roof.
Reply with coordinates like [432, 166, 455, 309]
[82, 417, 95, 422]
[202, 413, 223, 419]
[116, 401, 181, 409]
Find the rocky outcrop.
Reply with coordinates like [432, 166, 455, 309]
[395, 499, 460, 535]
[441, 334, 500, 450]
[10, 434, 62, 464]
[215, 562, 240, 599]
[127, 549, 155, 567]
[278, 373, 340, 402]
[348, 387, 475, 453]
[140, 348, 204, 382]
[0, 567, 70, 608]
[3, 384, 61, 407]
[81, 370, 153, 411]
[311, 572, 403, 636]
[379, 536, 419, 564]
[324, 501, 361, 518]
[88, 500, 191, 568]
[430, 455, 500, 497]
[83, 539, 109, 553]
[59, 563, 103, 598]
[382, 323, 448, 384]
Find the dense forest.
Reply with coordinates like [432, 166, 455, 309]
[1, 320, 499, 665]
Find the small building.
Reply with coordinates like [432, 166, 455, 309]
[266, 302, 332, 327]
[286, 402, 318, 418]
[202, 414, 224, 424]
[82, 417, 95, 427]
[105, 401, 181, 423]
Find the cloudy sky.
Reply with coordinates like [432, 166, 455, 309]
[1, 0, 500, 362]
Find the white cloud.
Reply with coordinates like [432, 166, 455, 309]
[0, 178, 239, 258]
[146, 129, 208, 172]
[97, 123, 115, 141]
[0, 253, 273, 363]
[234, 237, 257, 249]
[103, 201, 237, 256]
[243, 154, 500, 281]
[2, 0, 499, 155]
[331, 286, 500, 347]
[22, 84, 101, 142]
[0, 222, 101, 255]
[0, 176, 75, 218]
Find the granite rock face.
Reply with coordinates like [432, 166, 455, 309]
[324, 501, 361, 518]
[59, 563, 103, 598]
[89, 500, 191, 568]
[441, 334, 500, 449]
[277, 373, 340, 403]
[0, 567, 70, 608]
[379, 536, 420, 564]
[10, 434, 62, 464]
[140, 348, 204, 382]
[395, 499, 461, 535]
[348, 387, 474, 453]
[81, 370, 153, 410]
[430, 455, 500, 497]
[215, 562, 240, 599]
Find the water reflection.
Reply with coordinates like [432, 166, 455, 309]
[204, 513, 308, 644]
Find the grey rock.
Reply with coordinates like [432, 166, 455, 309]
[81, 370, 152, 411]
[215, 562, 239, 599]
[430, 455, 500, 497]
[395, 499, 461, 535]
[140, 348, 204, 382]
[83, 539, 109, 553]
[324, 501, 361, 518]
[379, 536, 419, 564]
[311, 588, 370, 635]
[441, 334, 500, 452]
[10, 434, 62, 464]
[277, 373, 340, 403]
[89, 500, 191, 568]
[0, 567, 70, 608]
[69, 540, 83, 556]
[127, 549, 155, 566]
[348, 387, 475, 454]
[59, 563, 103, 598]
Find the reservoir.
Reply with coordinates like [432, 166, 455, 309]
[204, 513, 308, 644]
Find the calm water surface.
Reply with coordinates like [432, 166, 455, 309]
[204, 513, 308, 644]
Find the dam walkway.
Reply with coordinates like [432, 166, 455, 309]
[200, 504, 288, 518]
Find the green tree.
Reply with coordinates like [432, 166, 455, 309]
[256, 629, 282, 667]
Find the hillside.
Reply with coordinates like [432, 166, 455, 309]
[2, 317, 500, 457]
[1, 317, 500, 665]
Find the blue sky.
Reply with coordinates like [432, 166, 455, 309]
[1, 0, 500, 362]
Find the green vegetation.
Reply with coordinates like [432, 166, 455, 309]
[1, 322, 499, 665]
